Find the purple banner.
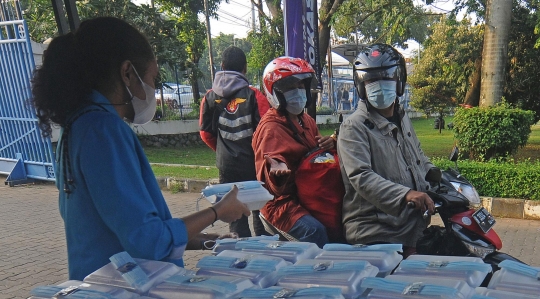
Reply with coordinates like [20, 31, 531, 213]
[284, 0, 323, 89]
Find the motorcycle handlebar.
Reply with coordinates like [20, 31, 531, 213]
[407, 201, 442, 209]
[406, 201, 442, 219]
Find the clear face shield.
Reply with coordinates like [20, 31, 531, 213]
[354, 65, 400, 86]
[273, 73, 313, 93]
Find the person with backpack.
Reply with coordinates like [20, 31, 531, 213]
[199, 46, 270, 238]
[337, 43, 436, 257]
[252, 56, 342, 248]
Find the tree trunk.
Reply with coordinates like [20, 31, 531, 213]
[464, 57, 482, 107]
[479, 0, 512, 107]
[265, 0, 281, 19]
[318, 21, 331, 67]
[318, 0, 343, 66]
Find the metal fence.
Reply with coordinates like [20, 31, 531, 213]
[0, 3, 56, 186]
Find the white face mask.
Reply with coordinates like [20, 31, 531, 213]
[125, 64, 157, 125]
[365, 80, 397, 109]
[283, 88, 307, 115]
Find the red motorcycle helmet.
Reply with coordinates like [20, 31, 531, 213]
[262, 56, 314, 111]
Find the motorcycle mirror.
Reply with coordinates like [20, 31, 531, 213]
[449, 146, 459, 162]
[425, 167, 442, 183]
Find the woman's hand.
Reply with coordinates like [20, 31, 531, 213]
[316, 135, 335, 150]
[265, 155, 291, 177]
[213, 185, 251, 223]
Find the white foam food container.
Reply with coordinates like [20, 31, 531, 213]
[216, 249, 291, 264]
[83, 258, 194, 294]
[316, 248, 402, 277]
[487, 260, 540, 296]
[234, 240, 322, 263]
[147, 274, 254, 299]
[275, 259, 379, 299]
[235, 286, 346, 299]
[392, 254, 491, 287]
[364, 275, 475, 299]
[474, 287, 540, 299]
[211, 235, 279, 255]
[201, 181, 273, 210]
[28, 280, 142, 299]
[196, 251, 290, 288]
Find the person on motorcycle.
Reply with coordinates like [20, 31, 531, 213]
[251, 56, 336, 248]
[337, 43, 436, 257]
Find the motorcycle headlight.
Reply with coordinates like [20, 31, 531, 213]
[461, 239, 495, 259]
[450, 182, 481, 205]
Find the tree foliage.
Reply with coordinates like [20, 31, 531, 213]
[22, 0, 188, 75]
[23, 0, 223, 105]
[21, 0, 57, 43]
[408, 17, 483, 117]
[413, 1, 540, 122]
[504, 1, 540, 122]
[332, 0, 435, 48]
[198, 33, 255, 89]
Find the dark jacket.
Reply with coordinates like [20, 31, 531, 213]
[199, 71, 269, 182]
[337, 103, 434, 247]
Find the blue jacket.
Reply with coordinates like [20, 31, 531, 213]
[56, 91, 187, 280]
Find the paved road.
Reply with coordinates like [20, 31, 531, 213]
[1, 182, 540, 298]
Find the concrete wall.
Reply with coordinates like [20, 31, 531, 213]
[50, 114, 350, 142]
[30, 40, 47, 67]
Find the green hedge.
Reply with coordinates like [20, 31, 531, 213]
[453, 104, 535, 161]
[432, 158, 540, 200]
[316, 106, 334, 115]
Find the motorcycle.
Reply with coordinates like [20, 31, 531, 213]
[416, 146, 525, 285]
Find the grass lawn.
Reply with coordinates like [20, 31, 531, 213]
[151, 164, 218, 180]
[147, 117, 540, 180]
[144, 145, 216, 166]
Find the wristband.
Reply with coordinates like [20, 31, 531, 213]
[209, 206, 218, 223]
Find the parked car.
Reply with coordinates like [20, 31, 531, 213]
[155, 83, 205, 114]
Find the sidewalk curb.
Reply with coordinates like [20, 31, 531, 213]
[476, 197, 540, 220]
[156, 176, 219, 193]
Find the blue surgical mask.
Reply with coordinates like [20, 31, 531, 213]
[365, 80, 397, 109]
[283, 88, 307, 115]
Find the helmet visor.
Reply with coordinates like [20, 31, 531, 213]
[354, 65, 399, 84]
[274, 73, 313, 93]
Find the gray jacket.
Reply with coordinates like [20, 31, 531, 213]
[337, 103, 434, 247]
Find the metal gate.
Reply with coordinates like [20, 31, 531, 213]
[0, 0, 56, 186]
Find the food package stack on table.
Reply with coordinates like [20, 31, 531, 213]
[316, 243, 403, 278]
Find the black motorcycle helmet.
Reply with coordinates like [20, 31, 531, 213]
[353, 43, 407, 101]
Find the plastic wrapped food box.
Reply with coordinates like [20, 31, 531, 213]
[276, 260, 379, 299]
[487, 260, 540, 296]
[147, 274, 254, 299]
[474, 287, 540, 299]
[234, 240, 322, 263]
[201, 181, 273, 210]
[83, 255, 193, 295]
[28, 280, 142, 299]
[317, 244, 403, 277]
[392, 254, 491, 287]
[364, 275, 475, 299]
[211, 235, 279, 255]
[197, 250, 290, 288]
[235, 286, 346, 299]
